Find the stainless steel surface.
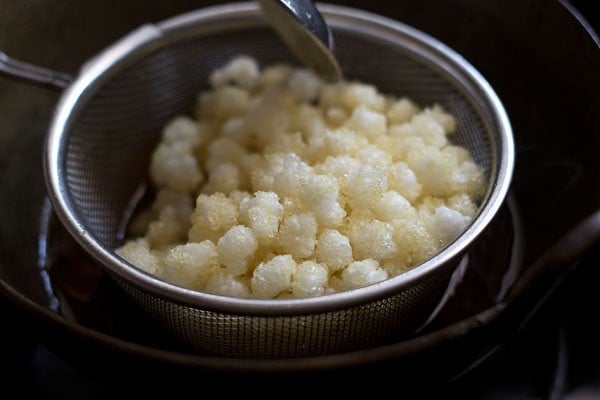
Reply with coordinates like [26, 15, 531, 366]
[0, 52, 72, 90]
[36, 2, 513, 358]
[0, 0, 599, 393]
[257, 0, 342, 81]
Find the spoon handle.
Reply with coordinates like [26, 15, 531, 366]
[258, 0, 342, 81]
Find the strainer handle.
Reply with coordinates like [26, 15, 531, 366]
[0, 51, 72, 90]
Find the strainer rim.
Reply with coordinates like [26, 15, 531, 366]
[44, 1, 514, 316]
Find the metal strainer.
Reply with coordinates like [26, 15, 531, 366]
[16, 2, 513, 358]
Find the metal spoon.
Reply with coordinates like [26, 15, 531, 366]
[257, 0, 342, 81]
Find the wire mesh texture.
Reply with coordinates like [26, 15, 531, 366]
[44, 2, 513, 358]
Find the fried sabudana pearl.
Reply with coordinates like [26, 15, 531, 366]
[117, 56, 485, 299]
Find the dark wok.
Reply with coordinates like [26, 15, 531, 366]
[0, 0, 598, 395]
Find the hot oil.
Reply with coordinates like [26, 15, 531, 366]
[38, 193, 188, 351]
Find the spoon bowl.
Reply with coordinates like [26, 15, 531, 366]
[258, 0, 342, 81]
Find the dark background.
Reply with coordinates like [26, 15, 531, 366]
[1, 1, 598, 398]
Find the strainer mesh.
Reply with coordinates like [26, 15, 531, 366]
[117, 261, 452, 358]
[65, 28, 494, 249]
[56, 16, 503, 358]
